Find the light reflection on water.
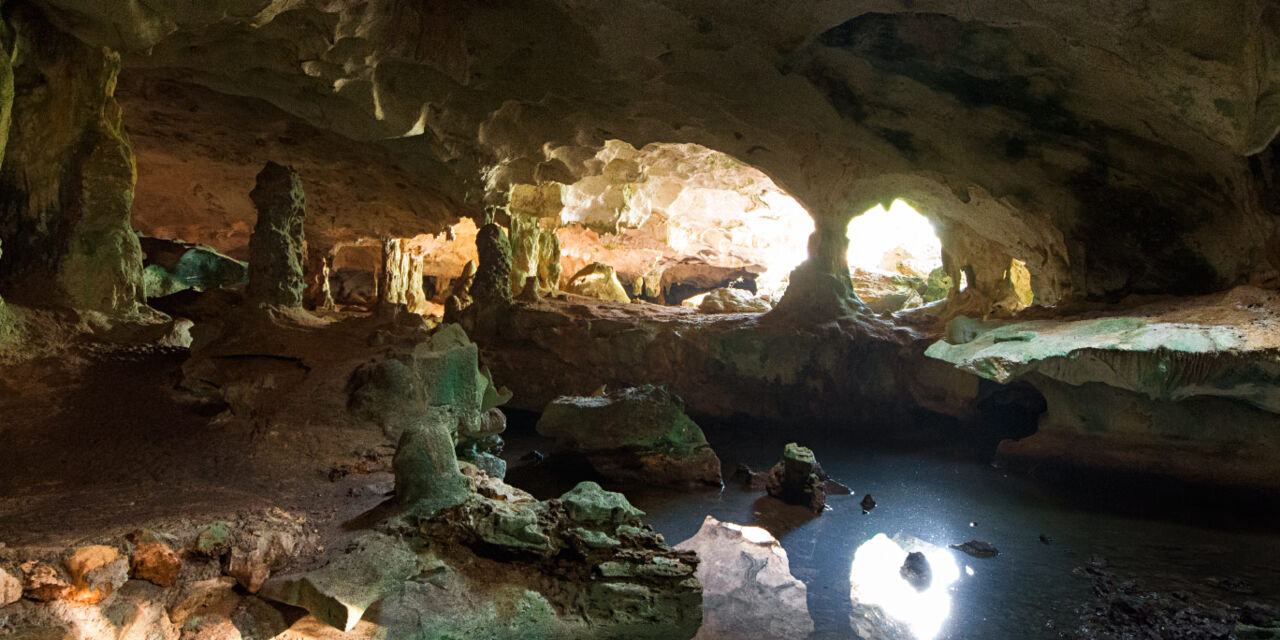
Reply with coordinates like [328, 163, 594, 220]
[849, 534, 961, 640]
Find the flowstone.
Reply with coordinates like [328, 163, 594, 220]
[392, 417, 470, 516]
[537, 385, 723, 487]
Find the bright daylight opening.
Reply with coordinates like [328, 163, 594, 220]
[846, 200, 948, 313]
[552, 141, 813, 310]
[849, 533, 961, 640]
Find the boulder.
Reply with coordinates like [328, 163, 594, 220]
[392, 418, 471, 516]
[559, 481, 645, 526]
[131, 537, 182, 587]
[675, 516, 813, 640]
[259, 534, 417, 632]
[20, 562, 70, 602]
[226, 528, 303, 593]
[1, 565, 22, 606]
[537, 385, 722, 487]
[693, 287, 772, 314]
[63, 545, 128, 604]
[564, 262, 631, 303]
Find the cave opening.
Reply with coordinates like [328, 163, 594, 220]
[846, 199, 950, 313]
[549, 141, 813, 311]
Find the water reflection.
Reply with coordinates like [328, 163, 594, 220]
[849, 534, 960, 640]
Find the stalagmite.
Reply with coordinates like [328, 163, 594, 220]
[247, 162, 307, 308]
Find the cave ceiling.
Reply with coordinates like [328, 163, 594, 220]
[25, 0, 1280, 301]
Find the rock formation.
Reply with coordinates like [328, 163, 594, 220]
[0, 6, 148, 317]
[537, 385, 723, 487]
[565, 262, 632, 303]
[246, 161, 306, 308]
[675, 516, 814, 640]
[766, 443, 831, 513]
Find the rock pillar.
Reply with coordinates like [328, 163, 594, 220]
[247, 162, 307, 307]
[471, 223, 513, 309]
[376, 238, 428, 313]
[770, 221, 863, 319]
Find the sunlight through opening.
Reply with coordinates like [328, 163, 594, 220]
[849, 533, 961, 640]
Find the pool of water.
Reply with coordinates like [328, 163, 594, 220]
[502, 416, 1280, 639]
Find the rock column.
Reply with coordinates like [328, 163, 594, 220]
[247, 162, 307, 308]
[0, 8, 147, 315]
[770, 221, 862, 319]
[471, 223, 513, 308]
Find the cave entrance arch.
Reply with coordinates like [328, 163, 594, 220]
[845, 199, 947, 313]
[551, 141, 815, 311]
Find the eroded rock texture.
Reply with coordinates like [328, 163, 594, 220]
[0, 6, 147, 317]
[537, 385, 723, 488]
[246, 161, 306, 308]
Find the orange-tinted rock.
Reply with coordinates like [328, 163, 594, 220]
[64, 545, 128, 604]
[132, 540, 182, 587]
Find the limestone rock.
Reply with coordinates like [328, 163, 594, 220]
[675, 516, 813, 640]
[139, 236, 248, 294]
[131, 537, 182, 587]
[193, 522, 233, 557]
[537, 385, 722, 487]
[260, 533, 417, 632]
[170, 577, 239, 627]
[427, 477, 701, 639]
[565, 262, 631, 303]
[62, 545, 129, 604]
[765, 443, 830, 513]
[559, 481, 645, 526]
[393, 419, 470, 516]
[471, 223, 513, 309]
[900, 552, 932, 591]
[226, 528, 302, 593]
[1, 565, 23, 606]
[246, 161, 306, 308]
[20, 562, 70, 602]
[694, 288, 772, 314]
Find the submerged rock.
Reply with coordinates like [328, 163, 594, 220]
[860, 494, 877, 513]
[950, 540, 1000, 558]
[537, 385, 723, 487]
[675, 516, 814, 640]
[765, 443, 832, 513]
[899, 551, 932, 591]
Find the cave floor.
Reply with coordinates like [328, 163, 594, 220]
[504, 416, 1280, 639]
[0, 345, 394, 562]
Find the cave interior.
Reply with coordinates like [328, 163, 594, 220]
[1, 2, 1279, 639]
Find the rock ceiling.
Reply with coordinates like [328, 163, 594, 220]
[28, 0, 1280, 302]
